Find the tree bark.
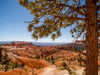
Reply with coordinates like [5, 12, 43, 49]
[86, 0, 98, 75]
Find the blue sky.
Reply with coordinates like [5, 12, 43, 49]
[0, 0, 75, 42]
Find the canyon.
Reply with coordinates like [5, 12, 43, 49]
[0, 41, 100, 75]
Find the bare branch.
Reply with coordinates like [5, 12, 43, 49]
[24, 21, 33, 23]
[77, 5, 86, 9]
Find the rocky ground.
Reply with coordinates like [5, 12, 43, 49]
[0, 41, 100, 75]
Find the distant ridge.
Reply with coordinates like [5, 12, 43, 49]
[0, 41, 14, 45]
[0, 41, 70, 46]
[32, 42, 70, 46]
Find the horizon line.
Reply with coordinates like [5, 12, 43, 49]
[0, 40, 71, 43]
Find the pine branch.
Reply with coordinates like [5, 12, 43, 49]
[54, 16, 86, 21]
[57, 4, 86, 16]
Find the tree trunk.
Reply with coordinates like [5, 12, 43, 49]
[86, 0, 98, 75]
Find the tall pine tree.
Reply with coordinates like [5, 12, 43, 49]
[19, 0, 100, 75]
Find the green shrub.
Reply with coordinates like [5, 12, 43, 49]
[63, 62, 67, 68]
[21, 63, 25, 67]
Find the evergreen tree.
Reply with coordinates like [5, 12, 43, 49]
[5, 64, 8, 72]
[51, 56, 54, 60]
[4, 54, 10, 72]
[51, 56, 55, 64]
[19, 0, 100, 74]
[63, 62, 67, 68]
[0, 47, 3, 62]
[21, 63, 25, 67]
[15, 62, 18, 68]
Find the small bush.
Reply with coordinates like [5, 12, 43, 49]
[21, 63, 25, 67]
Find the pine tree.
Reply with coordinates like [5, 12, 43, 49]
[4, 54, 9, 72]
[5, 64, 8, 72]
[51, 56, 55, 64]
[0, 47, 3, 62]
[15, 62, 18, 68]
[19, 0, 100, 74]
[63, 62, 67, 68]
